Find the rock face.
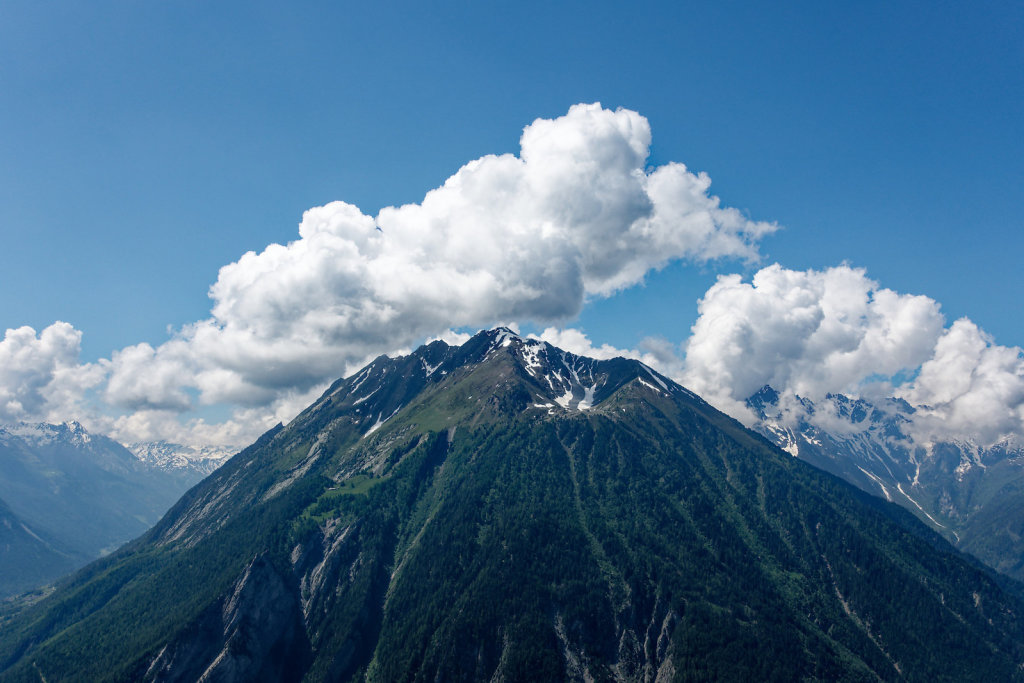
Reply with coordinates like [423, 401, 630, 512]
[3, 329, 1024, 681]
[142, 555, 310, 683]
[747, 386, 1024, 581]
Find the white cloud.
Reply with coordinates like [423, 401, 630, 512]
[32, 104, 1022, 453]
[899, 319, 1024, 446]
[426, 329, 473, 347]
[682, 263, 1024, 446]
[532, 327, 639, 361]
[0, 322, 104, 423]
[103, 341, 193, 411]
[101, 382, 328, 449]
[100, 102, 775, 421]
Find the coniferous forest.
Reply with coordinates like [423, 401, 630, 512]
[2, 330, 1023, 681]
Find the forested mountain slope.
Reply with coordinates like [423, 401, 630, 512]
[2, 329, 1023, 681]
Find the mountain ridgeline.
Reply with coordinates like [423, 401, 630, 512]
[2, 329, 1024, 681]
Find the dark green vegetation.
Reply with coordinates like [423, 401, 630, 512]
[0, 423, 211, 598]
[2, 329, 1024, 681]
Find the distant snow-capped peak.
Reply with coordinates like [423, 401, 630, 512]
[0, 420, 93, 447]
[127, 441, 236, 475]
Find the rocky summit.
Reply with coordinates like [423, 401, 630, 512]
[2, 328, 1024, 681]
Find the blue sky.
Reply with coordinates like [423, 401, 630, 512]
[1, 1, 1022, 445]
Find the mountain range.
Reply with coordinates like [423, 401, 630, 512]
[748, 386, 1024, 581]
[126, 441, 236, 478]
[0, 422, 232, 598]
[2, 328, 1023, 681]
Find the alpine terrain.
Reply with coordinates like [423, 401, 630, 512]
[749, 387, 1024, 581]
[0, 422, 229, 597]
[1, 328, 1023, 681]
[126, 441, 235, 480]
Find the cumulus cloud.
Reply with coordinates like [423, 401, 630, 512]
[100, 383, 327, 448]
[104, 341, 194, 411]
[101, 102, 775, 423]
[900, 320, 1024, 446]
[8, 96, 1018, 461]
[0, 322, 104, 423]
[27, 103, 1021, 452]
[681, 264, 1024, 446]
[426, 329, 473, 347]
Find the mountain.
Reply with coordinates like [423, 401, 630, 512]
[748, 386, 1024, 581]
[0, 422, 226, 597]
[0, 496, 82, 598]
[126, 441, 234, 478]
[2, 329, 1024, 681]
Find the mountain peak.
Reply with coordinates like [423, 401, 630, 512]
[0, 419, 93, 447]
[466, 326, 687, 410]
[307, 327, 687, 445]
[127, 441, 236, 475]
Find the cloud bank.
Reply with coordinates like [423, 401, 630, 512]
[2, 103, 775, 445]
[0, 323, 103, 424]
[681, 264, 1024, 447]
[5, 104, 1021, 451]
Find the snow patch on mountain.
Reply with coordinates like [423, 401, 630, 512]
[640, 365, 669, 392]
[364, 406, 401, 438]
[420, 358, 443, 377]
[856, 466, 893, 501]
[352, 387, 378, 405]
[578, 384, 597, 410]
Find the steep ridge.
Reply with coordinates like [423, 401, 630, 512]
[748, 386, 1024, 581]
[2, 329, 1024, 681]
